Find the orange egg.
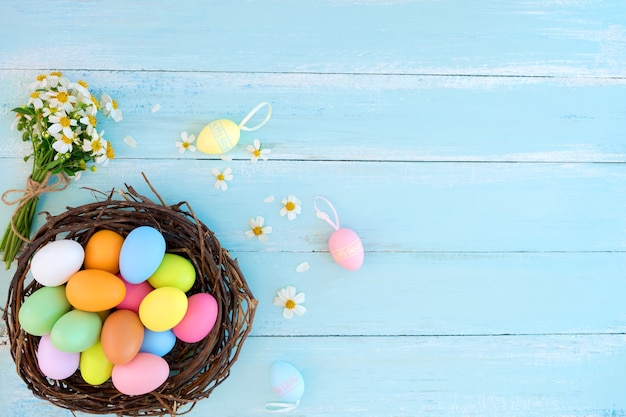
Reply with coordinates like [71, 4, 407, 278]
[66, 270, 126, 312]
[84, 230, 125, 274]
[101, 310, 144, 365]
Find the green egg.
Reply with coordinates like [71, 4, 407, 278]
[50, 310, 102, 353]
[18, 285, 71, 336]
[148, 253, 196, 292]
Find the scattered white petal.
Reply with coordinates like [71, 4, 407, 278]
[263, 195, 275, 203]
[296, 262, 310, 273]
[151, 103, 161, 113]
[220, 154, 233, 161]
[123, 135, 137, 148]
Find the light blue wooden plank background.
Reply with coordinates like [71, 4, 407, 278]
[0, 1, 625, 416]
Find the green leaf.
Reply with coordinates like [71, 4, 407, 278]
[12, 106, 35, 116]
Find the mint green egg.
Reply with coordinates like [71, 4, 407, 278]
[50, 310, 102, 353]
[18, 286, 71, 336]
[148, 253, 196, 292]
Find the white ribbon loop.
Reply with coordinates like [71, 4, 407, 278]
[314, 196, 340, 231]
[264, 400, 300, 413]
[239, 102, 272, 131]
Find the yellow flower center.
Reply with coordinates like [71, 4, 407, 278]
[182, 142, 190, 149]
[285, 299, 296, 310]
[57, 91, 69, 103]
[36, 74, 46, 82]
[61, 135, 73, 144]
[217, 173, 225, 181]
[252, 226, 263, 236]
[92, 139, 103, 153]
[50, 71, 63, 77]
[78, 80, 88, 88]
[285, 201, 296, 211]
[88, 114, 97, 126]
[106, 142, 115, 159]
[60, 116, 71, 128]
[30, 91, 40, 99]
[253, 149, 261, 157]
[91, 94, 100, 109]
[112, 99, 119, 110]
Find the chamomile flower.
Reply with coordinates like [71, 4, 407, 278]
[245, 216, 272, 241]
[273, 286, 306, 319]
[212, 167, 233, 191]
[51, 132, 75, 154]
[280, 195, 302, 220]
[100, 93, 123, 122]
[27, 91, 46, 109]
[30, 74, 50, 90]
[69, 80, 91, 100]
[78, 109, 97, 136]
[47, 86, 77, 112]
[246, 139, 271, 162]
[48, 112, 78, 137]
[175, 132, 197, 153]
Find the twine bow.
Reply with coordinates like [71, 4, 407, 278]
[1, 172, 70, 243]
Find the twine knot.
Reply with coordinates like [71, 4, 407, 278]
[2, 172, 70, 243]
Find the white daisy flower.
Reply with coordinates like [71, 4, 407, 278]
[246, 139, 271, 162]
[69, 80, 91, 100]
[78, 109, 97, 136]
[29, 74, 50, 90]
[47, 86, 77, 112]
[244, 216, 272, 241]
[27, 91, 47, 109]
[212, 167, 233, 191]
[47, 71, 68, 88]
[100, 93, 123, 122]
[280, 195, 302, 220]
[51, 133, 75, 154]
[48, 112, 78, 137]
[175, 132, 197, 153]
[273, 286, 306, 319]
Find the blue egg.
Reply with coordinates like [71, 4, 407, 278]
[119, 226, 166, 284]
[140, 328, 176, 357]
[269, 360, 305, 404]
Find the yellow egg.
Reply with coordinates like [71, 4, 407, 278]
[80, 341, 113, 386]
[196, 119, 240, 154]
[148, 253, 196, 292]
[84, 230, 125, 274]
[139, 287, 188, 332]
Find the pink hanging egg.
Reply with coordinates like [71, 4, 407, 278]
[328, 228, 364, 271]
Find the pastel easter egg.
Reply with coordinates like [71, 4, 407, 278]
[30, 239, 84, 286]
[18, 285, 71, 336]
[119, 226, 166, 284]
[112, 352, 169, 396]
[80, 341, 114, 385]
[148, 253, 196, 292]
[140, 329, 176, 357]
[101, 310, 144, 365]
[84, 229, 125, 274]
[269, 360, 305, 404]
[196, 119, 240, 154]
[50, 310, 102, 352]
[66, 269, 126, 312]
[37, 334, 79, 380]
[328, 228, 364, 271]
[173, 293, 218, 343]
[139, 287, 188, 332]
[116, 277, 153, 312]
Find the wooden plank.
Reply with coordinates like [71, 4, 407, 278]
[1, 70, 624, 163]
[2, 334, 625, 416]
[0, 1, 624, 77]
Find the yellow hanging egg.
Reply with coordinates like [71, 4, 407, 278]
[196, 119, 240, 154]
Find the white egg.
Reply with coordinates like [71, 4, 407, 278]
[30, 239, 85, 286]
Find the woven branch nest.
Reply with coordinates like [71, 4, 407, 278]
[3, 179, 257, 416]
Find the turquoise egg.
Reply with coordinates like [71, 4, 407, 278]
[19, 285, 71, 336]
[119, 226, 166, 284]
[269, 360, 305, 403]
[50, 310, 102, 352]
[139, 328, 176, 357]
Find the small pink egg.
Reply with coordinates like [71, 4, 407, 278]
[112, 353, 169, 396]
[117, 276, 153, 312]
[328, 228, 364, 270]
[37, 334, 79, 380]
[173, 293, 218, 343]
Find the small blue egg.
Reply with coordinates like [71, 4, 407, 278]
[119, 226, 166, 284]
[269, 360, 305, 403]
[140, 328, 176, 357]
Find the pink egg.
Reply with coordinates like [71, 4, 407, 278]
[117, 276, 153, 312]
[111, 353, 169, 396]
[173, 293, 219, 343]
[328, 228, 364, 270]
[37, 334, 80, 380]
